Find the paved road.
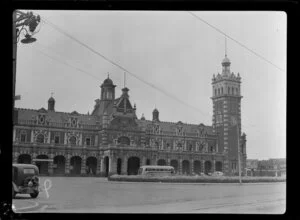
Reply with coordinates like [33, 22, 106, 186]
[13, 177, 286, 214]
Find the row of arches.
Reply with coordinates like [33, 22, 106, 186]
[17, 154, 97, 175]
[16, 154, 223, 176]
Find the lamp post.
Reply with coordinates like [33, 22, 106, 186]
[13, 10, 41, 111]
[231, 116, 242, 184]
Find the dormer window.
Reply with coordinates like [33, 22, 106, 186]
[177, 127, 183, 136]
[71, 118, 77, 127]
[38, 115, 46, 125]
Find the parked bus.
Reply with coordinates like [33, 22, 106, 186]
[138, 165, 175, 176]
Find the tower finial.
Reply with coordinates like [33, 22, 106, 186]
[51, 92, 54, 97]
[107, 72, 110, 78]
[124, 72, 126, 88]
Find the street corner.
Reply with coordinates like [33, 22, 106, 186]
[12, 199, 39, 212]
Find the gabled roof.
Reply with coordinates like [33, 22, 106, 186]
[15, 108, 98, 126]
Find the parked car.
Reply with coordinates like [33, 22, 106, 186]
[12, 164, 39, 198]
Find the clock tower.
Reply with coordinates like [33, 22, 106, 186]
[211, 54, 245, 175]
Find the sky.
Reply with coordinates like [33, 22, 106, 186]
[15, 11, 286, 160]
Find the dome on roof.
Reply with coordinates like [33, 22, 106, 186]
[222, 56, 231, 65]
[103, 77, 113, 85]
[153, 108, 159, 113]
[48, 96, 55, 102]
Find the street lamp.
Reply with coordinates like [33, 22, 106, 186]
[231, 115, 242, 184]
[13, 10, 41, 110]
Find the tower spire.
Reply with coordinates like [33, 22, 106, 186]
[225, 36, 227, 57]
[124, 72, 126, 88]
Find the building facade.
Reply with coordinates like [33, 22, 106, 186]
[12, 55, 247, 176]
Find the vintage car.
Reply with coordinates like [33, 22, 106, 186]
[12, 164, 39, 198]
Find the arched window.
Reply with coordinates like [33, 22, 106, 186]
[215, 89, 217, 96]
[218, 88, 220, 95]
[69, 136, 76, 146]
[232, 87, 234, 95]
[236, 88, 238, 95]
[228, 87, 230, 94]
[36, 134, 44, 143]
[221, 87, 223, 94]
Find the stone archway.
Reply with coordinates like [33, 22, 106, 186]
[18, 154, 31, 164]
[193, 160, 201, 175]
[157, 159, 166, 166]
[117, 158, 122, 175]
[104, 156, 109, 177]
[204, 161, 212, 174]
[215, 161, 223, 172]
[70, 156, 82, 175]
[127, 157, 140, 175]
[53, 155, 65, 175]
[182, 160, 190, 175]
[86, 157, 97, 175]
[36, 155, 49, 175]
[170, 160, 179, 174]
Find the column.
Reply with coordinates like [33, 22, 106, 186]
[48, 153, 54, 175]
[95, 135, 98, 147]
[81, 155, 86, 175]
[122, 157, 128, 175]
[167, 158, 171, 166]
[201, 160, 205, 174]
[96, 157, 101, 176]
[47, 131, 51, 144]
[191, 159, 194, 175]
[65, 154, 70, 175]
[31, 130, 34, 143]
[79, 133, 83, 146]
[142, 157, 147, 166]
[179, 159, 182, 175]
[108, 156, 116, 176]
[212, 159, 216, 173]
[100, 157, 105, 176]
[64, 133, 67, 145]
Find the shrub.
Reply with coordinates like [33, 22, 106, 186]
[108, 175, 286, 183]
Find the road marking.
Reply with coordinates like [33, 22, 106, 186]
[13, 200, 39, 212]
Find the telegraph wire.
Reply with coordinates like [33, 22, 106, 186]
[40, 17, 259, 131]
[188, 12, 285, 73]
[32, 45, 102, 82]
[41, 18, 212, 120]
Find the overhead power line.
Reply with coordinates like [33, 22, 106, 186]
[41, 18, 212, 120]
[188, 12, 285, 73]
[40, 16, 259, 131]
[33, 45, 102, 81]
